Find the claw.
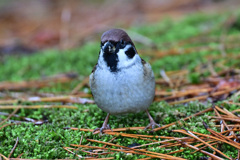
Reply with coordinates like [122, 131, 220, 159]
[94, 124, 111, 134]
[144, 122, 160, 130]
[93, 113, 111, 134]
[144, 110, 160, 131]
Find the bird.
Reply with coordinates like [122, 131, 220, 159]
[89, 28, 159, 133]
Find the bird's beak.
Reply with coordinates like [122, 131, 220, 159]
[103, 42, 116, 54]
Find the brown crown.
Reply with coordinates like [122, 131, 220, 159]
[101, 29, 135, 46]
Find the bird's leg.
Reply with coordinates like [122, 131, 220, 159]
[144, 110, 160, 130]
[93, 113, 112, 134]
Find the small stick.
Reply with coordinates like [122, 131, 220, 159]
[0, 108, 19, 126]
[238, 149, 240, 160]
[167, 149, 185, 155]
[155, 88, 213, 101]
[63, 147, 83, 158]
[0, 123, 21, 130]
[0, 73, 77, 91]
[167, 95, 208, 105]
[86, 139, 186, 159]
[214, 125, 240, 127]
[71, 77, 89, 95]
[153, 107, 213, 132]
[16, 152, 24, 158]
[213, 108, 236, 138]
[191, 142, 219, 154]
[93, 137, 117, 153]
[168, 86, 240, 105]
[0, 153, 8, 160]
[160, 70, 174, 88]
[176, 140, 224, 160]
[87, 158, 115, 160]
[136, 157, 152, 160]
[79, 149, 114, 156]
[207, 61, 218, 76]
[0, 112, 45, 124]
[93, 126, 146, 133]
[79, 135, 83, 146]
[203, 122, 233, 142]
[211, 116, 240, 123]
[8, 137, 19, 158]
[104, 131, 180, 140]
[0, 105, 77, 110]
[220, 128, 240, 135]
[72, 143, 186, 160]
[139, 137, 159, 142]
[220, 120, 224, 133]
[224, 101, 240, 107]
[216, 106, 239, 118]
[102, 137, 117, 148]
[131, 137, 190, 149]
[173, 129, 240, 150]
[87, 139, 188, 160]
[168, 140, 216, 155]
[181, 128, 231, 160]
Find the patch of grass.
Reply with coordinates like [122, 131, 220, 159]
[1, 12, 240, 159]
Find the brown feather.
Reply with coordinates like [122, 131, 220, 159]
[141, 58, 146, 65]
[91, 63, 97, 73]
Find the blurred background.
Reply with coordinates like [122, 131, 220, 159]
[0, 0, 239, 54]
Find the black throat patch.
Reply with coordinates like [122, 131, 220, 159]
[103, 51, 119, 72]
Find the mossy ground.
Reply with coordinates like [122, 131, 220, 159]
[1, 12, 240, 159]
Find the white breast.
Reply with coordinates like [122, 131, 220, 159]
[90, 56, 155, 115]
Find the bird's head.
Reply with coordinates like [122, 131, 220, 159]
[98, 29, 141, 72]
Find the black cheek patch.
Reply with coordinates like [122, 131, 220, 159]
[125, 47, 136, 59]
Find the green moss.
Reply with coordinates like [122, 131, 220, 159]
[0, 42, 98, 81]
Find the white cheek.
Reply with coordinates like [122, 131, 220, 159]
[117, 45, 140, 69]
[117, 49, 128, 64]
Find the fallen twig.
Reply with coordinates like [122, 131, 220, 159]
[153, 107, 213, 132]
[8, 137, 19, 158]
[0, 105, 77, 110]
[0, 73, 78, 91]
[181, 128, 231, 160]
[0, 96, 93, 105]
[0, 108, 19, 126]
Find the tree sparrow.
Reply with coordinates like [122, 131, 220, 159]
[89, 29, 159, 133]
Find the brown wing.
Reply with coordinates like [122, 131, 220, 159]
[141, 58, 155, 81]
[92, 51, 100, 73]
[141, 58, 146, 65]
[91, 63, 97, 73]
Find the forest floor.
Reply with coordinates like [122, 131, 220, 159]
[1, 1, 240, 159]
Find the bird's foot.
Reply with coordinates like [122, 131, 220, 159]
[93, 124, 112, 134]
[144, 121, 161, 131]
[93, 113, 112, 134]
[145, 110, 160, 131]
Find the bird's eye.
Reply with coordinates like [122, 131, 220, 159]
[100, 42, 104, 47]
[119, 40, 126, 48]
